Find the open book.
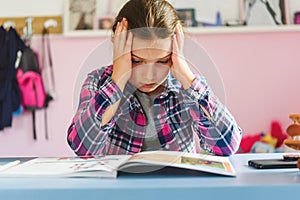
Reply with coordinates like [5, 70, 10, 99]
[0, 151, 236, 178]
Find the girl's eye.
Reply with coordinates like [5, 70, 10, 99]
[158, 59, 171, 64]
[132, 60, 142, 64]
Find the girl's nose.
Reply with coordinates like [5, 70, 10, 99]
[142, 63, 156, 81]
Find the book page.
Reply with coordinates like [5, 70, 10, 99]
[0, 155, 131, 178]
[120, 151, 235, 176]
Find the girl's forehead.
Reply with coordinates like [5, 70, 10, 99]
[132, 37, 172, 52]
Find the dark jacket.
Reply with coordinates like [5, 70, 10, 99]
[0, 26, 25, 130]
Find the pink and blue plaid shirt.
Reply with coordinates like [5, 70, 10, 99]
[67, 65, 242, 156]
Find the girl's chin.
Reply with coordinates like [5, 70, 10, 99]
[138, 84, 165, 95]
[138, 87, 156, 93]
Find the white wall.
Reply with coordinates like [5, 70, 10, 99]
[0, 0, 64, 17]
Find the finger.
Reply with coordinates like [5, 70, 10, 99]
[120, 18, 127, 47]
[175, 24, 182, 50]
[114, 22, 124, 47]
[113, 22, 121, 57]
[115, 19, 126, 56]
[178, 23, 184, 46]
[115, 21, 121, 33]
[178, 21, 184, 35]
[124, 31, 133, 53]
[120, 18, 126, 32]
[172, 34, 179, 55]
[114, 22, 121, 43]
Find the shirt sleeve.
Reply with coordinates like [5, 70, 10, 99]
[67, 69, 123, 156]
[184, 75, 242, 156]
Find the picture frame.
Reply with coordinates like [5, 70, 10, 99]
[93, 15, 115, 30]
[64, 0, 127, 35]
[64, 0, 97, 33]
[176, 8, 198, 27]
[240, 0, 290, 26]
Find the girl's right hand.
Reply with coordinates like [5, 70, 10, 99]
[111, 18, 133, 90]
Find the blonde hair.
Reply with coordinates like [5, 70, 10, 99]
[112, 0, 178, 39]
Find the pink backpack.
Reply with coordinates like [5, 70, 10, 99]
[17, 47, 46, 110]
[17, 70, 46, 109]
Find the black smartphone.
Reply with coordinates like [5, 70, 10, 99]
[248, 159, 298, 169]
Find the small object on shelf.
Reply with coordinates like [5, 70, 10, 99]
[225, 20, 245, 27]
[294, 11, 300, 24]
[176, 8, 197, 27]
[202, 11, 223, 27]
[216, 12, 222, 26]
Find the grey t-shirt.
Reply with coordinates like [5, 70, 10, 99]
[135, 90, 161, 151]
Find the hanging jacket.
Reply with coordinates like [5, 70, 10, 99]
[0, 26, 25, 130]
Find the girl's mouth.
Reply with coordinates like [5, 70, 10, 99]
[142, 83, 156, 88]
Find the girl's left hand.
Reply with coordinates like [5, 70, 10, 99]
[171, 22, 196, 90]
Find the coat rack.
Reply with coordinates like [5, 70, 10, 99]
[0, 16, 62, 35]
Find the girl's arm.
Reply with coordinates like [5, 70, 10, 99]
[171, 23, 241, 155]
[67, 68, 123, 156]
[185, 76, 242, 156]
[68, 19, 132, 156]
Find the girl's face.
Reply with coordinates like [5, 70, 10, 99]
[129, 37, 172, 94]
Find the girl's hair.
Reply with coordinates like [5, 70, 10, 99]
[112, 0, 178, 39]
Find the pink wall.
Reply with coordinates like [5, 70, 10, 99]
[0, 31, 299, 157]
[197, 31, 300, 135]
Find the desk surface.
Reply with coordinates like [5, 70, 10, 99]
[0, 153, 299, 200]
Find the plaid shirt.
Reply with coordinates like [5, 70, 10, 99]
[67, 65, 242, 156]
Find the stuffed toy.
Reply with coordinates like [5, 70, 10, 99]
[270, 121, 288, 148]
[238, 121, 288, 153]
[239, 133, 264, 153]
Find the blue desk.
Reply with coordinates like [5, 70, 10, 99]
[0, 153, 299, 200]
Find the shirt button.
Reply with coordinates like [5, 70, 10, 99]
[157, 114, 161, 119]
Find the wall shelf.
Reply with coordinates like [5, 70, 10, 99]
[63, 25, 300, 38]
[184, 25, 300, 34]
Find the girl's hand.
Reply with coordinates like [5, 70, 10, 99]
[111, 18, 133, 90]
[171, 22, 196, 90]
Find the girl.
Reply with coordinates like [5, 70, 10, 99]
[67, 0, 242, 156]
